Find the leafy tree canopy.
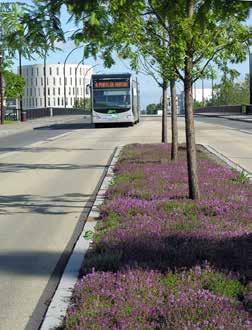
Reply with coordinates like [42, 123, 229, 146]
[3, 70, 25, 99]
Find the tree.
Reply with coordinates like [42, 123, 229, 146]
[36, 0, 251, 200]
[146, 103, 159, 114]
[74, 98, 91, 110]
[3, 70, 25, 99]
[1, 1, 64, 112]
[209, 73, 249, 106]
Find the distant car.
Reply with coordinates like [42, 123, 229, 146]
[4, 109, 18, 121]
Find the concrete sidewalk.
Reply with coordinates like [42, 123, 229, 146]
[195, 113, 252, 123]
[0, 115, 90, 138]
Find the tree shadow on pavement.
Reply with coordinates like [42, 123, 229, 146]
[0, 193, 94, 216]
[0, 162, 109, 173]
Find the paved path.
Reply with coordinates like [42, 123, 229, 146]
[0, 116, 251, 329]
[0, 115, 87, 138]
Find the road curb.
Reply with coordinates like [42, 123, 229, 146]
[195, 114, 252, 124]
[202, 144, 252, 183]
[40, 146, 123, 330]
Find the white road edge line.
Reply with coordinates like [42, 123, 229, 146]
[40, 146, 123, 330]
[0, 132, 75, 160]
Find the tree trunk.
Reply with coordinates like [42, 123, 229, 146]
[162, 81, 168, 143]
[19, 50, 23, 120]
[170, 79, 178, 160]
[0, 50, 4, 125]
[184, 0, 200, 200]
[44, 53, 47, 109]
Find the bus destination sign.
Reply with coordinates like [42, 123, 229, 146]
[94, 80, 129, 88]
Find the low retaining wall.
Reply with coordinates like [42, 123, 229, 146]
[194, 105, 242, 114]
[22, 108, 90, 120]
[194, 104, 252, 115]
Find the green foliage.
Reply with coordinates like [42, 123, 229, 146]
[146, 103, 161, 114]
[162, 268, 244, 299]
[3, 70, 25, 98]
[200, 271, 244, 299]
[193, 100, 204, 109]
[209, 74, 249, 106]
[73, 98, 91, 110]
[83, 230, 95, 241]
[232, 170, 250, 184]
[1, 2, 64, 63]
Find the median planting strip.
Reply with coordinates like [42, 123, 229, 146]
[63, 144, 251, 329]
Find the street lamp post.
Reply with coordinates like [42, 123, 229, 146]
[249, 51, 252, 105]
[83, 64, 99, 111]
[63, 45, 82, 110]
[0, 51, 3, 125]
[75, 58, 84, 107]
[0, 25, 4, 125]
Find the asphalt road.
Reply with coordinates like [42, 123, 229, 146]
[0, 118, 92, 156]
[0, 115, 251, 330]
[194, 115, 252, 134]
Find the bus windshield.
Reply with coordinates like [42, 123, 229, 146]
[93, 89, 130, 108]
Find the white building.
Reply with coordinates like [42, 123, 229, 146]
[193, 88, 212, 102]
[20, 63, 93, 109]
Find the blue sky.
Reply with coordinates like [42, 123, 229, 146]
[7, 0, 252, 109]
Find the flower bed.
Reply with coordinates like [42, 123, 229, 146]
[65, 144, 252, 329]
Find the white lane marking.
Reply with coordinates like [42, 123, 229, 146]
[240, 130, 252, 135]
[0, 132, 75, 160]
[46, 131, 74, 141]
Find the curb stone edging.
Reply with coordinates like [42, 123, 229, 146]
[40, 146, 123, 330]
[202, 144, 252, 183]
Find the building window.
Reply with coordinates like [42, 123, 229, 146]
[79, 78, 81, 85]
[65, 77, 67, 85]
[49, 67, 52, 75]
[40, 98, 42, 106]
[73, 87, 75, 94]
[48, 88, 50, 95]
[37, 68, 39, 75]
[48, 98, 50, 106]
[53, 88, 55, 96]
[69, 87, 71, 95]
[61, 98, 64, 106]
[35, 78, 37, 86]
[53, 77, 56, 85]
[70, 77, 72, 85]
[31, 68, 33, 76]
[70, 97, 72, 106]
[41, 77, 43, 85]
[58, 97, 60, 106]
[30, 88, 32, 96]
[58, 87, 60, 95]
[66, 98, 68, 106]
[38, 88, 40, 96]
[35, 99, 38, 107]
[47, 77, 49, 85]
[80, 68, 82, 75]
[53, 98, 56, 106]
[56, 67, 59, 75]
